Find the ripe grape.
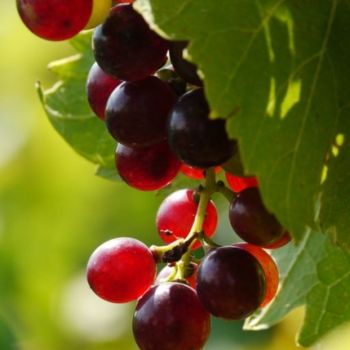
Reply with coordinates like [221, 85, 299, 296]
[16, 0, 93, 41]
[116, 142, 181, 191]
[235, 243, 278, 307]
[181, 164, 221, 180]
[196, 246, 265, 319]
[168, 88, 235, 168]
[133, 282, 210, 350]
[86, 62, 121, 120]
[229, 187, 285, 246]
[155, 263, 197, 288]
[225, 172, 258, 192]
[106, 76, 176, 147]
[86, 237, 156, 303]
[85, 0, 112, 29]
[93, 4, 169, 81]
[156, 189, 218, 249]
[169, 41, 203, 86]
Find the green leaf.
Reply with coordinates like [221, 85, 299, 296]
[134, 0, 350, 245]
[245, 231, 350, 347]
[134, 0, 350, 344]
[38, 31, 116, 177]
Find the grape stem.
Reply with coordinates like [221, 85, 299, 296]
[152, 168, 235, 281]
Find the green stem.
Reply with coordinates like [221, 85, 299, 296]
[216, 180, 235, 202]
[176, 168, 218, 279]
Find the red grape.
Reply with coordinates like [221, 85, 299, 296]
[133, 282, 210, 350]
[225, 173, 258, 192]
[93, 4, 169, 81]
[235, 243, 279, 307]
[116, 142, 181, 191]
[16, 0, 93, 41]
[156, 189, 218, 249]
[106, 76, 176, 147]
[86, 237, 156, 303]
[196, 246, 265, 319]
[229, 187, 285, 246]
[86, 62, 121, 120]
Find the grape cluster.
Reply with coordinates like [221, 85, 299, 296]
[17, 2, 291, 349]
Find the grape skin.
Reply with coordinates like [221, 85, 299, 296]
[115, 142, 181, 191]
[106, 76, 177, 147]
[196, 246, 265, 319]
[133, 282, 210, 350]
[229, 187, 285, 246]
[86, 62, 121, 120]
[93, 4, 169, 81]
[16, 0, 93, 41]
[168, 88, 235, 168]
[86, 237, 156, 303]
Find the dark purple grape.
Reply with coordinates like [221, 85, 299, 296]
[169, 41, 203, 86]
[168, 88, 235, 168]
[16, 0, 93, 41]
[115, 142, 181, 191]
[106, 76, 177, 147]
[196, 246, 265, 319]
[229, 187, 285, 246]
[86, 62, 121, 120]
[93, 4, 169, 81]
[133, 282, 210, 350]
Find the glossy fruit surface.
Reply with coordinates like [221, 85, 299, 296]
[168, 88, 235, 168]
[133, 283, 210, 350]
[156, 189, 217, 249]
[87, 237, 156, 303]
[196, 246, 265, 319]
[229, 187, 285, 246]
[93, 4, 169, 81]
[116, 142, 181, 191]
[86, 62, 121, 120]
[106, 76, 176, 147]
[169, 41, 203, 86]
[225, 173, 258, 192]
[17, 0, 93, 40]
[235, 243, 278, 307]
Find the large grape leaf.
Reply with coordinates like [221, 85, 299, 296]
[134, 0, 350, 248]
[244, 231, 350, 346]
[37, 31, 118, 179]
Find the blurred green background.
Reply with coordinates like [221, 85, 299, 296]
[1, 3, 349, 350]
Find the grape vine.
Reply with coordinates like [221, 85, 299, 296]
[17, 0, 350, 348]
